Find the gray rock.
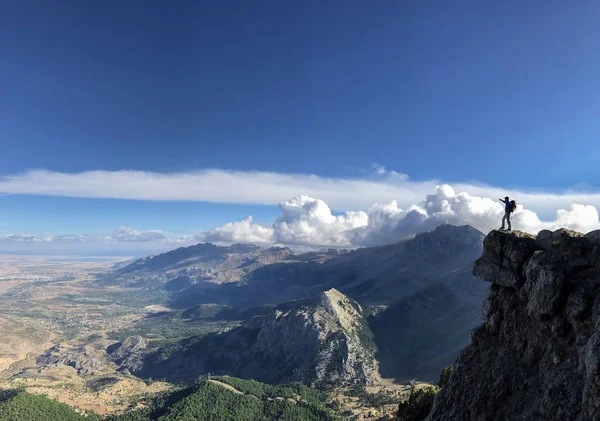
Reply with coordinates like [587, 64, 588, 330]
[536, 228, 590, 261]
[473, 230, 538, 290]
[571, 257, 592, 268]
[587, 246, 600, 268]
[583, 332, 600, 419]
[37, 342, 113, 376]
[567, 290, 589, 321]
[427, 228, 600, 421]
[107, 336, 149, 374]
[522, 251, 565, 318]
[584, 230, 600, 246]
[551, 317, 568, 338]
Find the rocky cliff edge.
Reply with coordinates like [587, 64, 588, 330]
[428, 228, 600, 421]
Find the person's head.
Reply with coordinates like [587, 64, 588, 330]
[505, 196, 509, 201]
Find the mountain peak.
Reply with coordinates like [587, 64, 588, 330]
[404, 224, 484, 253]
[319, 288, 366, 332]
[430, 223, 482, 236]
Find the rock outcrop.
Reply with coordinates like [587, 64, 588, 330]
[428, 228, 600, 421]
[36, 341, 113, 375]
[107, 335, 149, 374]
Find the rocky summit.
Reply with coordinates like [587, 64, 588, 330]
[427, 228, 600, 421]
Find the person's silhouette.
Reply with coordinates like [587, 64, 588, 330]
[499, 196, 512, 231]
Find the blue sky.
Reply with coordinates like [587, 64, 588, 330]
[1, 1, 600, 253]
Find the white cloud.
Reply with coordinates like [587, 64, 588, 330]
[197, 196, 368, 247]
[0, 227, 192, 256]
[2, 168, 600, 223]
[4, 234, 53, 242]
[111, 226, 167, 243]
[4, 185, 600, 252]
[198, 216, 275, 244]
[0, 168, 425, 211]
[196, 186, 600, 247]
[3, 167, 600, 251]
[0, 227, 183, 246]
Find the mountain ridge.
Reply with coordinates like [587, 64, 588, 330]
[163, 224, 485, 309]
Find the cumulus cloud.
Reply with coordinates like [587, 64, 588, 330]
[196, 186, 600, 248]
[3, 186, 600, 252]
[3, 166, 600, 251]
[199, 217, 275, 244]
[197, 196, 368, 246]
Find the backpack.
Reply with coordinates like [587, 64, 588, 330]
[509, 200, 517, 213]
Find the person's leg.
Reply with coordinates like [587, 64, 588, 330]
[501, 212, 507, 229]
[507, 212, 512, 230]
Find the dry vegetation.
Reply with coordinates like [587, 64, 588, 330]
[0, 255, 176, 415]
[0, 254, 418, 418]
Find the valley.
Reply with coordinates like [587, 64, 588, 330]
[0, 225, 487, 419]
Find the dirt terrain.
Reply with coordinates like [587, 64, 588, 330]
[0, 255, 176, 415]
[0, 254, 414, 418]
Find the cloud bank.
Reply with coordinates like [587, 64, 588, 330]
[2, 168, 600, 252]
[197, 185, 600, 247]
[3, 168, 600, 220]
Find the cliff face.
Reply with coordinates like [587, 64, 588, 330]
[428, 228, 600, 421]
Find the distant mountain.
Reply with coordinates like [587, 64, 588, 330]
[103, 243, 345, 288]
[109, 289, 377, 387]
[167, 224, 485, 309]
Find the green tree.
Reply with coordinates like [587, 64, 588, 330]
[396, 385, 439, 421]
[0, 390, 100, 421]
[438, 365, 454, 388]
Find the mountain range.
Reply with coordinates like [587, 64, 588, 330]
[104, 224, 489, 383]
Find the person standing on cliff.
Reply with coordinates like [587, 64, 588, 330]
[499, 196, 516, 231]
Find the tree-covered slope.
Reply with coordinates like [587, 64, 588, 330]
[108, 377, 340, 421]
[0, 390, 100, 421]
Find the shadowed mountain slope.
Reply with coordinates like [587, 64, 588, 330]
[165, 225, 485, 309]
